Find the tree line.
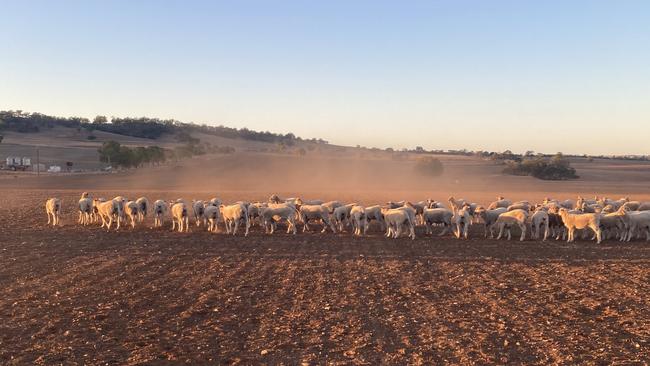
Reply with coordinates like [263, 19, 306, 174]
[0, 110, 328, 145]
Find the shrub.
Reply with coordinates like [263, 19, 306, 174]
[414, 156, 444, 177]
[503, 154, 578, 180]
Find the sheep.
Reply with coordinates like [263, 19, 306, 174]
[382, 208, 415, 240]
[268, 194, 282, 204]
[45, 198, 62, 226]
[94, 198, 122, 230]
[170, 201, 189, 233]
[364, 205, 386, 232]
[322, 200, 344, 214]
[599, 206, 629, 241]
[622, 201, 641, 211]
[349, 205, 367, 236]
[452, 205, 472, 239]
[124, 201, 139, 229]
[220, 203, 250, 236]
[246, 202, 266, 226]
[530, 208, 549, 241]
[204, 205, 221, 233]
[299, 204, 336, 233]
[448, 197, 466, 213]
[387, 200, 406, 209]
[507, 201, 531, 212]
[207, 198, 222, 207]
[112, 196, 127, 226]
[624, 211, 650, 242]
[90, 197, 106, 223]
[473, 206, 506, 238]
[426, 199, 446, 209]
[333, 203, 357, 232]
[495, 209, 528, 241]
[78, 195, 93, 226]
[396, 204, 417, 239]
[637, 202, 650, 211]
[487, 196, 512, 210]
[153, 200, 169, 228]
[558, 208, 602, 244]
[293, 198, 324, 206]
[422, 208, 453, 236]
[259, 203, 297, 235]
[135, 197, 149, 222]
[192, 200, 206, 227]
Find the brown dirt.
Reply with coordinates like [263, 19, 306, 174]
[1, 189, 649, 365]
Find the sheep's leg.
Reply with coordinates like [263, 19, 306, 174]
[496, 224, 504, 240]
[47, 212, 51, 225]
[520, 224, 526, 242]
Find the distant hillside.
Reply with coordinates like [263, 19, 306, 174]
[0, 110, 329, 146]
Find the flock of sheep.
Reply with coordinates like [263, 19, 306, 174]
[43, 193, 650, 243]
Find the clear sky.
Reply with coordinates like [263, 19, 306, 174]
[1, 1, 649, 155]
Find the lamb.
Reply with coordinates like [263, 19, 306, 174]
[246, 202, 267, 226]
[78, 195, 93, 226]
[426, 199, 446, 209]
[259, 203, 297, 235]
[495, 209, 528, 241]
[422, 208, 453, 236]
[473, 206, 506, 238]
[207, 198, 222, 207]
[220, 203, 250, 236]
[112, 196, 127, 225]
[558, 208, 602, 244]
[124, 201, 139, 229]
[530, 208, 549, 241]
[153, 200, 169, 228]
[204, 205, 221, 233]
[622, 201, 641, 211]
[45, 198, 62, 226]
[135, 197, 149, 222]
[170, 201, 190, 233]
[349, 205, 367, 236]
[192, 200, 206, 227]
[94, 198, 122, 230]
[382, 208, 415, 240]
[487, 196, 512, 210]
[396, 204, 417, 239]
[299, 204, 336, 233]
[452, 205, 472, 239]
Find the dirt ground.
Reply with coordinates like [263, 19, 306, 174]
[1, 187, 649, 365]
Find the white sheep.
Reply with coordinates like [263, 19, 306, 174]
[135, 197, 149, 222]
[382, 208, 415, 240]
[153, 200, 169, 228]
[124, 201, 139, 229]
[558, 208, 602, 244]
[94, 198, 122, 230]
[192, 200, 206, 227]
[170, 201, 189, 233]
[530, 208, 549, 241]
[422, 208, 453, 236]
[333, 203, 356, 232]
[452, 205, 472, 239]
[495, 209, 528, 241]
[487, 196, 512, 210]
[220, 203, 250, 236]
[259, 203, 297, 235]
[45, 198, 62, 226]
[204, 204, 221, 233]
[78, 194, 93, 226]
[624, 210, 650, 242]
[473, 206, 506, 238]
[299, 204, 336, 233]
[364, 205, 386, 232]
[349, 205, 367, 236]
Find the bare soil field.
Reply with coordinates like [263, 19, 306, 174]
[1, 185, 650, 364]
[2, 152, 650, 364]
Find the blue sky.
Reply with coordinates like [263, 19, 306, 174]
[1, 1, 649, 155]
